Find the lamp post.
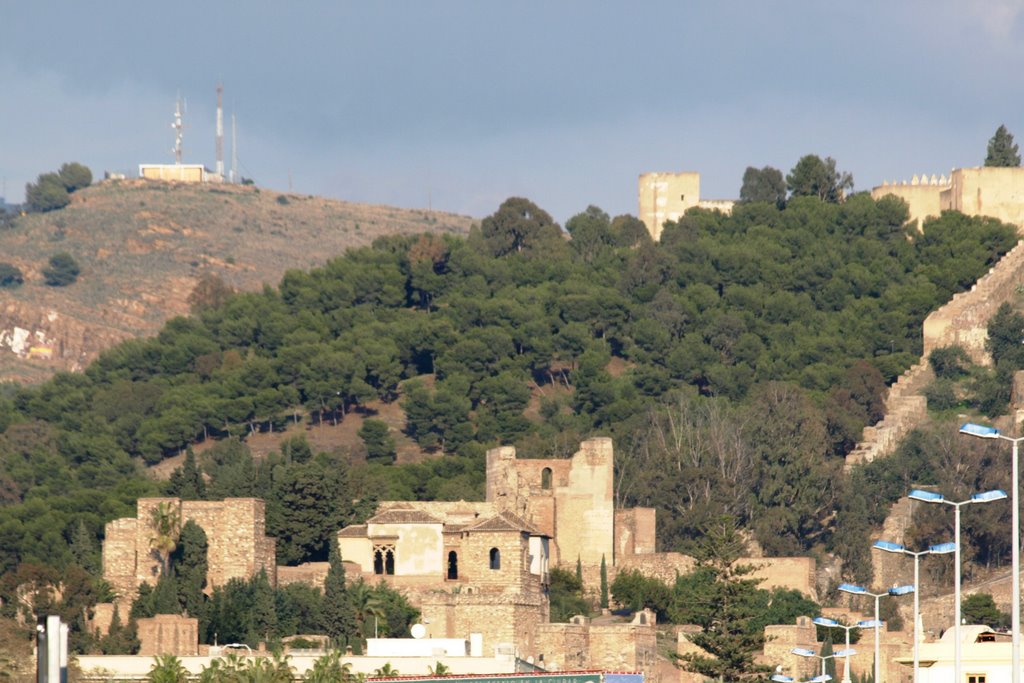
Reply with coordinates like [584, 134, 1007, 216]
[771, 675, 833, 683]
[872, 539, 956, 683]
[812, 617, 880, 683]
[960, 421, 1024, 683]
[909, 488, 1008, 683]
[838, 583, 914, 683]
[792, 647, 856, 679]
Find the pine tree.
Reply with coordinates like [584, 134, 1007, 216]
[678, 516, 771, 681]
[985, 124, 1021, 167]
[575, 555, 582, 583]
[599, 554, 609, 609]
[321, 537, 357, 647]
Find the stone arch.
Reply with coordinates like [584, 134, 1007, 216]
[541, 467, 552, 490]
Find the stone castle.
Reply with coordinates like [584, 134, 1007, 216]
[100, 438, 817, 679]
[640, 165, 1024, 241]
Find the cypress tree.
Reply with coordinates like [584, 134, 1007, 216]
[599, 554, 609, 609]
[321, 537, 357, 647]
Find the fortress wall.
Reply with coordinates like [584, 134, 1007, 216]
[556, 439, 615, 567]
[847, 239, 1024, 469]
[747, 557, 817, 600]
[923, 239, 1024, 363]
[137, 615, 199, 656]
[535, 622, 589, 671]
[871, 182, 947, 230]
[419, 592, 547, 657]
[948, 167, 1024, 226]
[102, 518, 141, 605]
[587, 617, 658, 677]
[615, 508, 657, 558]
[276, 562, 329, 589]
[762, 618, 818, 679]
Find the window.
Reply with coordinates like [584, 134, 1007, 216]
[489, 547, 501, 570]
[968, 675, 987, 683]
[447, 551, 458, 580]
[373, 544, 395, 575]
[541, 467, 552, 490]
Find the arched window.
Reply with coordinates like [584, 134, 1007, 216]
[373, 544, 396, 575]
[541, 467, 552, 490]
[447, 551, 459, 580]
[489, 547, 501, 570]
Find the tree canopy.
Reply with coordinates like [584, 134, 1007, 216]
[786, 154, 854, 202]
[985, 125, 1021, 167]
[739, 166, 786, 206]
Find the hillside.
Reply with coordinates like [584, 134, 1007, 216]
[0, 180, 475, 383]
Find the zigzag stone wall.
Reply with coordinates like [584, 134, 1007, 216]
[846, 240, 1024, 469]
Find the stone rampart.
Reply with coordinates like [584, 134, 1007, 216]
[137, 615, 199, 656]
[923, 239, 1024, 363]
[847, 240, 1024, 469]
[102, 497, 277, 608]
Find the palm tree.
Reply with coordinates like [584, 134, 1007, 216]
[304, 650, 355, 683]
[428, 661, 450, 676]
[348, 579, 386, 643]
[148, 654, 188, 683]
[149, 501, 182, 577]
[372, 663, 399, 678]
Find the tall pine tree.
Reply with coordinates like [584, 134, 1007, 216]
[985, 125, 1021, 167]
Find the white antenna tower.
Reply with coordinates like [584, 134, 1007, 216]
[171, 94, 185, 164]
[215, 83, 224, 178]
[230, 113, 238, 183]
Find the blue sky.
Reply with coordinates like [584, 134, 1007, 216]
[3, 1, 1024, 224]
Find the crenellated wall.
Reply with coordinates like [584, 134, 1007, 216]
[847, 240, 1024, 469]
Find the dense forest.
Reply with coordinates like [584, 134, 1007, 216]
[0, 186, 1021, 653]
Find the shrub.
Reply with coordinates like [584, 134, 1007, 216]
[929, 345, 971, 379]
[0, 263, 24, 288]
[43, 252, 80, 286]
[924, 379, 959, 411]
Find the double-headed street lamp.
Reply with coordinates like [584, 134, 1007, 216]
[792, 647, 856, 679]
[838, 583, 914, 683]
[812, 617, 880, 683]
[909, 488, 1008, 683]
[960, 421, 1024, 683]
[873, 540, 956, 683]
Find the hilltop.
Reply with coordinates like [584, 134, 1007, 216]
[0, 180, 474, 383]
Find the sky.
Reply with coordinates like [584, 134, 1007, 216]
[3, 1, 1024, 224]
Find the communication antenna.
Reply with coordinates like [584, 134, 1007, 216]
[171, 93, 185, 164]
[230, 113, 238, 183]
[215, 83, 224, 178]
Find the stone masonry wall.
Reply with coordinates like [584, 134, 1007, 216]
[846, 239, 1024, 469]
[137, 615, 199, 656]
[102, 497, 276, 609]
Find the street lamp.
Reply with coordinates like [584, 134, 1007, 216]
[838, 583, 914, 683]
[909, 488, 1008, 683]
[812, 617, 880, 683]
[792, 647, 856, 679]
[960, 421, 1024, 683]
[873, 539, 956, 683]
